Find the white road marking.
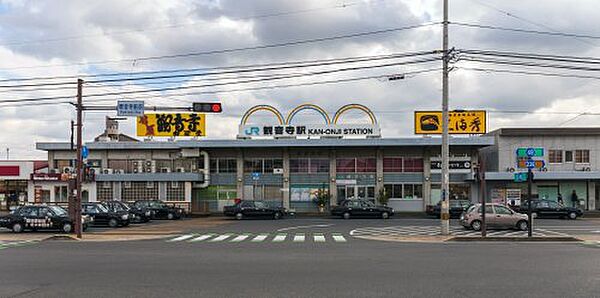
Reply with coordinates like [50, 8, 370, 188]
[210, 234, 233, 242]
[332, 234, 347, 242]
[314, 234, 326, 242]
[169, 234, 196, 242]
[230, 234, 251, 242]
[272, 234, 287, 242]
[293, 233, 305, 242]
[189, 234, 214, 242]
[277, 224, 333, 232]
[251, 234, 269, 242]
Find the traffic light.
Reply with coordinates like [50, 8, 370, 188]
[193, 102, 222, 113]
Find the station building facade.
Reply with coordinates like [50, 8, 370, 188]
[34, 137, 492, 213]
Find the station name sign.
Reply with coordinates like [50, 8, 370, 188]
[238, 124, 381, 138]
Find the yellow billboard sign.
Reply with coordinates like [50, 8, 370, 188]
[414, 110, 486, 134]
[136, 113, 206, 137]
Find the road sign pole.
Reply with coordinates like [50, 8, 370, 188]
[527, 168, 533, 237]
[480, 156, 486, 237]
[440, 0, 450, 236]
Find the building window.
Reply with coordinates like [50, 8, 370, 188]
[383, 157, 403, 172]
[309, 159, 329, 173]
[403, 158, 424, 172]
[565, 151, 573, 162]
[336, 158, 356, 173]
[146, 182, 155, 189]
[290, 159, 309, 173]
[356, 158, 376, 172]
[575, 150, 590, 163]
[53, 186, 69, 202]
[171, 181, 179, 189]
[210, 159, 218, 173]
[244, 158, 282, 173]
[383, 184, 422, 199]
[218, 159, 237, 173]
[549, 150, 563, 163]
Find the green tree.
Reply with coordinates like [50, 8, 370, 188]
[377, 187, 390, 206]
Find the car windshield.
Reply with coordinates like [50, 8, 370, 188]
[49, 206, 67, 216]
[361, 200, 375, 207]
[149, 201, 165, 208]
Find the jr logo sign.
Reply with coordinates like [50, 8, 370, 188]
[244, 127, 260, 136]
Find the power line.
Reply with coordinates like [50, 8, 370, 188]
[0, 50, 438, 83]
[0, 1, 377, 47]
[0, 22, 440, 72]
[458, 49, 600, 64]
[452, 22, 600, 41]
[458, 57, 600, 72]
[457, 66, 600, 80]
[0, 59, 439, 104]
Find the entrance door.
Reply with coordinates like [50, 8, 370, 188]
[538, 186, 559, 202]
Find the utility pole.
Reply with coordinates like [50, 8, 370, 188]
[74, 79, 83, 239]
[440, 0, 450, 235]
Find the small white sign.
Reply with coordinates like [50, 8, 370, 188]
[117, 100, 145, 116]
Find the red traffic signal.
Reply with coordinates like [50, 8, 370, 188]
[193, 102, 222, 113]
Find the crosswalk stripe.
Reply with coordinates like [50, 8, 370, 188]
[210, 234, 233, 242]
[293, 233, 305, 242]
[314, 234, 326, 242]
[332, 234, 347, 242]
[169, 234, 196, 242]
[230, 234, 251, 242]
[272, 234, 287, 242]
[189, 234, 214, 242]
[251, 234, 269, 242]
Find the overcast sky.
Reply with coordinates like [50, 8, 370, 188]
[0, 0, 599, 159]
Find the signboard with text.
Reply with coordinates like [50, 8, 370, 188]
[238, 124, 381, 138]
[430, 160, 472, 172]
[414, 110, 486, 134]
[137, 113, 206, 137]
[117, 100, 145, 116]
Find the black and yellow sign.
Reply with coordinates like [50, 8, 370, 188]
[414, 110, 486, 134]
[137, 113, 206, 137]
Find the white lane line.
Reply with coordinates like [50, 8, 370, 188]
[332, 234, 347, 242]
[277, 224, 333, 232]
[314, 234, 326, 242]
[293, 233, 305, 242]
[272, 234, 287, 242]
[230, 234, 251, 242]
[251, 234, 269, 242]
[189, 234, 215, 242]
[169, 234, 196, 242]
[210, 234, 233, 242]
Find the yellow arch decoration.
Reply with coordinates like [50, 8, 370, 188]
[285, 103, 331, 125]
[332, 104, 378, 124]
[240, 105, 285, 125]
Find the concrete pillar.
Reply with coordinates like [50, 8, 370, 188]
[329, 149, 337, 207]
[375, 148, 384, 203]
[282, 148, 290, 209]
[423, 148, 431, 208]
[236, 150, 244, 200]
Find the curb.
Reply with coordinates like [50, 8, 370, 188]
[86, 231, 179, 236]
[42, 234, 81, 241]
[447, 236, 581, 242]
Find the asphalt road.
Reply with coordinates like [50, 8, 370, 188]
[1, 217, 600, 298]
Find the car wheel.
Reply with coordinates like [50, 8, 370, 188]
[471, 220, 482, 231]
[381, 212, 389, 219]
[568, 212, 578, 220]
[342, 212, 351, 220]
[108, 218, 119, 228]
[62, 223, 73, 233]
[531, 212, 538, 219]
[235, 212, 243, 220]
[11, 223, 24, 233]
[517, 220, 528, 231]
[167, 213, 175, 220]
[273, 212, 282, 220]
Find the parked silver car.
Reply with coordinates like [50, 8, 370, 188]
[460, 203, 529, 231]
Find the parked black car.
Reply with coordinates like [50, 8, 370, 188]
[518, 199, 583, 219]
[82, 202, 130, 227]
[132, 200, 184, 220]
[223, 200, 286, 220]
[0, 205, 89, 233]
[426, 200, 471, 218]
[331, 199, 394, 219]
[102, 200, 151, 223]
